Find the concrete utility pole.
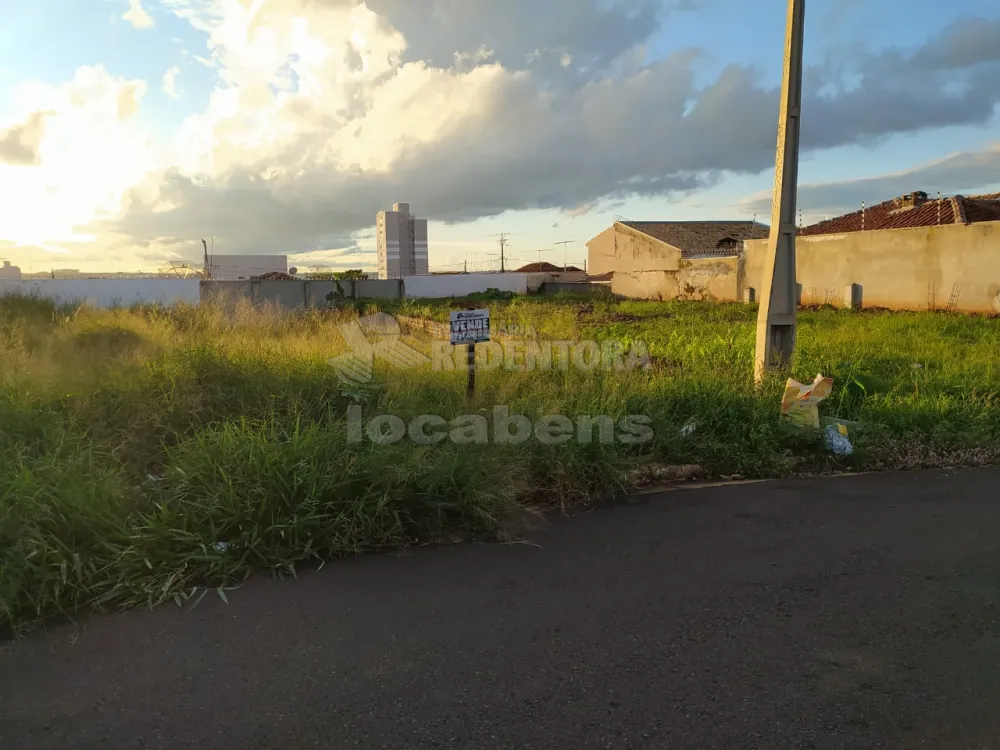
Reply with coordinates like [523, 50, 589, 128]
[754, 0, 805, 383]
[496, 233, 509, 272]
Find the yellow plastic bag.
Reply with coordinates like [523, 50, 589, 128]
[780, 373, 834, 429]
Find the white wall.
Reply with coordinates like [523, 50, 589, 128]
[210, 254, 288, 280]
[403, 273, 530, 298]
[0, 279, 201, 308]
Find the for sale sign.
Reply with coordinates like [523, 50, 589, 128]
[449, 309, 490, 345]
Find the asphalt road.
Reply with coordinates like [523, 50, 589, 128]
[3, 469, 1000, 749]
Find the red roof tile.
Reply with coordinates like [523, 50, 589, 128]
[800, 191, 1000, 236]
[622, 221, 769, 255]
[963, 195, 1000, 224]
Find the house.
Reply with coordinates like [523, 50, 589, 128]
[798, 191, 1000, 236]
[586, 220, 770, 300]
[742, 191, 1000, 312]
[514, 262, 583, 273]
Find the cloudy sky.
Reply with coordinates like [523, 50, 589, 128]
[1, 0, 999, 273]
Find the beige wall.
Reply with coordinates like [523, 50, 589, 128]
[610, 225, 681, 298]
[678, 256, 740, 301]
[743, 221, 1000, 313]
[601, 224, 741, 301]
[586, 226, 617, 275]
[613, 257, 742, 301]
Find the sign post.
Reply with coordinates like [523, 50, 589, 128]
[450, 309, 491, 397]
[466, 342, 475, 398]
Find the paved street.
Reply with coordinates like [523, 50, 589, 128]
[3, 469, 1000, 749]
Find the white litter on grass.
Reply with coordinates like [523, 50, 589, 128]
[824, 424, 854, 455]
[781, 373, 834, 430]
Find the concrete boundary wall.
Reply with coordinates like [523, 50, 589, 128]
[356, 279, 403, 299]
[613, 255, 739, 301]
[0, 279, 200, 308]
[2, 272, 586, 312]
[743, 221, 1000, 313]
[404, 273, 531, 298]
[200, 281, 253, 306]
[541, 282, 613, 295]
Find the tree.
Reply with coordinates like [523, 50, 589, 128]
[305, 268, 369, 281]
[333, 269, 368, 280]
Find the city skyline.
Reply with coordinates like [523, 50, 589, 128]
[1, 0, 999, 273]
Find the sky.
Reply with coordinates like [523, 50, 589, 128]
[0, 0, 999, 274]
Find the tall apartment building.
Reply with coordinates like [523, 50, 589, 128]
[376, 202, 428, 279]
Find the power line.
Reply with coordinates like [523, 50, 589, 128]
[493, 233, 510, 272]
[554, 240, 576, 272]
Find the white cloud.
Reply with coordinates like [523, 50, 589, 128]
[0, 67, 155, 249]
[0, 111, 51, 166]
[162, 67, 181, 98]
[740, 143, 1000, 221]
[4, 0, 1000, 272]
[123, 0, 155, 29]
[109, 0, 1000, 263]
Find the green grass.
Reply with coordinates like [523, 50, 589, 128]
[2, 292, 999, 635]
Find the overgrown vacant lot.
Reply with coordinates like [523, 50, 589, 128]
[2, 293, 999, 635]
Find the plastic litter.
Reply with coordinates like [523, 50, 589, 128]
[213, 542, 230, 552]
[679, 420, 697, 438]
[780, 373, 834, 430]
[823, 423, 854, 455]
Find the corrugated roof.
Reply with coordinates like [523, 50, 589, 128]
[620, 221, 770, 255]
[800, 192, 1000, 236]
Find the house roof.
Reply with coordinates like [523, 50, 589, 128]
[963, 193, 1000, 224]
[620, 221, 770, 255]
[799, 192, 1000, 236]
[514, 262, 583, 273]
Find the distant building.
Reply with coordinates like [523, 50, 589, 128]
[209, 255, 288, 280]
[587, 220, 769, 277]
[376, 202, 428, 279]
[0, 260, 22, 280]
[586, 220, 770, 300]
[514, 262, 583, 273]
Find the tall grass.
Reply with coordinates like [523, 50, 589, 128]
[2, 292, 999, 635]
